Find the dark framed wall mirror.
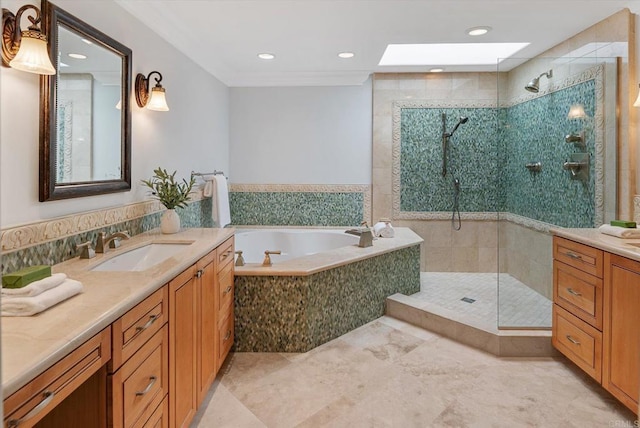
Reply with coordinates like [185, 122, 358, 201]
[40, 0, 132, 201]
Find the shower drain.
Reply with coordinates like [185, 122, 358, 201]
[460, 297, 476, 303]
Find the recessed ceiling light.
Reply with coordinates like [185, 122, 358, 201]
[81, 38, 93, 45]
[68, 53, 87, 59]
[467, 26, 492, 36]
[378, 43, 529, 66]
[257, 53, 275, 60]
[338, 52, 355, 59]
[430, 68, 445, 73]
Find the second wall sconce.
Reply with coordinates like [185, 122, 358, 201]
[135, 71, 169, 111]
[1, 4, 56, 74]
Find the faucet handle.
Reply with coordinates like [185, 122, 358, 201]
[235, 250, 245, 267]
[77, 241, 95, 259]
[263, 250, 282, 267]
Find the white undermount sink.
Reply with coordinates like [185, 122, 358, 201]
[90, 242, 194, 272]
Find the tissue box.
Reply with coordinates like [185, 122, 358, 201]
[610, 220, 637, 228]
[2, 265, 52, 289]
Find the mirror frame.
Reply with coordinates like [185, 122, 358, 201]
[39, 0, 132, 201]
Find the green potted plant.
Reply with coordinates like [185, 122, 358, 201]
[142, 167, 195, 234]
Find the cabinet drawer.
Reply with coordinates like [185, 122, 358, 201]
[4, 327, 111, 428]
[131, 395, 168, 428]
[111, 287, 168, 372]
[218, 311, 234, 365]
[552, 305, 602, 382]
[218, 261, 234, 321]
[217, 237, 235, 269]
[111, 325, 168, 428]
[553, 236, 603, 278]
[554, 261, 602, 329]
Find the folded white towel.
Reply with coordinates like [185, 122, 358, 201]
[2, 279, 83, 317]
[213, 175, 231, 228]
[2, 273, 67, 298]
[598, 224, 640, 238]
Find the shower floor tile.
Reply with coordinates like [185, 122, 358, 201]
[412, 272, 552, 329]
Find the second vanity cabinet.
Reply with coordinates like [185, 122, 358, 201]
[552, 236, 639, 414]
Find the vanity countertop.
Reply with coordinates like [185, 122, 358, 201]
[551, 227, 640, 262]
[2, 227, 234, 397]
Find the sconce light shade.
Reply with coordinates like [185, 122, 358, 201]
[567, 103, 586, 119]
[135, 71, 170, 111]
[1, 6, 56, 75]
[634, 84, 640, 108]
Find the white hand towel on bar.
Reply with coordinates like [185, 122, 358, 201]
[202, 175, 215, 198]
[2, 278, 84, 317]
[1, 273, 67, 298]
[213, 175, 231, 228]
[598, 224, 640, 238]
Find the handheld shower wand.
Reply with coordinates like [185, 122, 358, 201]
[441, 115, 469, 177]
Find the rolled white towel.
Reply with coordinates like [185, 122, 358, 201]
[2, 273, 67, 298]
[373, 221, 395, 238]
[2, 279, 83, 317]
[598, 224, 640, 239]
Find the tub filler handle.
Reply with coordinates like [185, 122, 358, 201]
[263, 250, 282, 266]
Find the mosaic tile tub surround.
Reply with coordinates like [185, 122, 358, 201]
[393, 65, 604, 230]
[233, 245, 420, 352]
[229, 184, 371, 227]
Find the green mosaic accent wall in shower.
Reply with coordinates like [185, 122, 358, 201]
[400, 108, 499, 212]
[399, 80, 596, 228]
[233, 245, 420, 352]
[1, 199, 213, 275]
[229, 191, 364, 226]
[499, 80, 596, 228]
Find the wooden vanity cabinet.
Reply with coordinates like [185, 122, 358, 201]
[109, 287, 169, 428]
[552, 236, 639, 414]
[3, 327, 111, 428]
[603, 254, 640, 412]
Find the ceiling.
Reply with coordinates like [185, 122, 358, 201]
[115, 0, 639, 87]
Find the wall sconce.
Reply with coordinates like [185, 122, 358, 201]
[135, 71, 169, 111]
[633, 84, 640, 107]
[567, 104, 586, 120]
[1, 4, 56, 75]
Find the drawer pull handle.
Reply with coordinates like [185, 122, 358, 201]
[221, 250, 233, 259]
[565, 251, 583, 260]
[223, 285, 232, 295]
[195, 269, 204, 278]
[135, 314, 159, 334]
[566, 335, 581, 345]
[136, 376, 157, 396]
[567, 288, 582, 297]
[8, 391, 55, 427]
[224, 330, 231, 341]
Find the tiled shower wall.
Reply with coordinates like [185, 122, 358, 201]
[398, 77, 598, 228]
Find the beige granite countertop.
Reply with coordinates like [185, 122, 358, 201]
[552, 227, 640, 262]
[234, 227, 423, 276]
[2, 227, 234, 398]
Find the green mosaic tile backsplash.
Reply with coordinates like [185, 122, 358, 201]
[229, 191, 364, 226]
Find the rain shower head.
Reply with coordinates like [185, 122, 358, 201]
[525, 70, 553, 93]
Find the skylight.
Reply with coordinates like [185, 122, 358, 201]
[378, 43, 530, 66]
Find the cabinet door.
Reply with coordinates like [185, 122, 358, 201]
[169, 266, 197, 428]
[603, 253, 640, 413]
[196, 250, 218, 407]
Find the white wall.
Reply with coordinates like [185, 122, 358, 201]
[229, 79, 372, 184]
[0, 0, 229, 228]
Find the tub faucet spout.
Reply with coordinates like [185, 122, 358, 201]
[345, 228, 373, 248]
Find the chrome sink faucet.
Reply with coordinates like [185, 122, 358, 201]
[96, 231, 130, 253]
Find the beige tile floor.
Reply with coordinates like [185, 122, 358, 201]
[193, 316, 636, 428]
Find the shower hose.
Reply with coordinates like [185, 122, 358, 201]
[452, 178, 461, 230]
